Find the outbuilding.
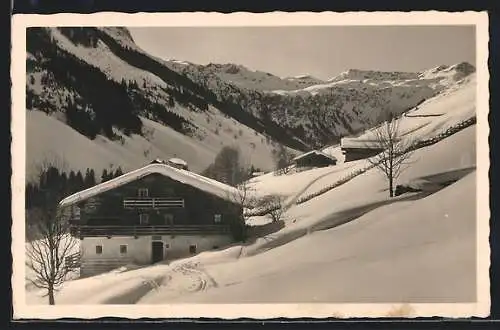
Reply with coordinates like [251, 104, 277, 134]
[293, 150, 337, 168]
[340, 138, 385, 162]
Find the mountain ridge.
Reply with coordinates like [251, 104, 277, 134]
[25, 26, 476, 178]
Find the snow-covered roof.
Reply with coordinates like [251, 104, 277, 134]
[168, 157, 188, 167]
[59, 163, 240, 207]
[293, 150, 337, 162]
[340, 138, 385, 150]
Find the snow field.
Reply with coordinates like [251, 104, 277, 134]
[26, 120, 478, 304]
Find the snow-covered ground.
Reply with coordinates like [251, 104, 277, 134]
[145, 172, 475, 304]
[247, 161, 359, 199]
[25, 108, 286, 182]
[26, 119, 478, 305]
[351, 73, 476, 144]
[248, 72, 475, 207]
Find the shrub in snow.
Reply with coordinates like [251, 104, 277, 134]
[256, 195, 287, 223]
[394, 184, 422, 197]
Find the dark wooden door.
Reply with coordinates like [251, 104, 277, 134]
[151, 241, 164, 263]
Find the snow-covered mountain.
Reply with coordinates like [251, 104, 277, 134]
[165, 62, 325, 92]
[26, 27, 303, 179]
[25, 26, 476, 179]
[149, 48, 475, 148]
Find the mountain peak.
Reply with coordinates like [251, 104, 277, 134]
[204, 63, 249, 74]
[284, 74, 322, 81]
[451, 61, 476, 74]
[328, 69, 418, 82]
[99, 27, 135, 43]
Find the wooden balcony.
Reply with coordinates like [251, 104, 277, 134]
[123, 198, 185, 209]
[71, 224, 230, 237]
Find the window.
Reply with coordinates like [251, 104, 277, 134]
[95, 245, 103, 254]
[214, 214, 222, 223]
[189, 244, 197, 254]
[139, 213, 149, 225]
[120, 245, 127, 254]
[138, 188, 149, 197]
[164, 213, 174, 225]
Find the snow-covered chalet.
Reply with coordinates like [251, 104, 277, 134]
[59, 161, 245, 277]
[340, 138, 385, 162]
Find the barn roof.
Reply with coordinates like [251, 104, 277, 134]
[293, 150, 337, 162]
[340, 138, 386, 150]
[168, 157, 188, 167]
[59, 163, 239, 207]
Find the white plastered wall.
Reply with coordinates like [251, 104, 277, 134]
[81, 234, 233, 267]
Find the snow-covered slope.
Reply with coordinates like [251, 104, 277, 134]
[328, 68, 419, 82]
[153, 170, 476, 304]
[26, 115, 478, 305]
[261, 63, 474, 146]
[338, 72, 476, 151]
[26, 26, 476, 178]
[248, 71, 475, 202]
[139, 30, 475, 148]
[26, 27, 302, 178]
[26, 109, 283, 182]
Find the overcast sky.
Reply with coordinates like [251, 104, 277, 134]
[128, 26, 475, 80]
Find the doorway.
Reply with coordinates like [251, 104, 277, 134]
[151, 241, 164, 264]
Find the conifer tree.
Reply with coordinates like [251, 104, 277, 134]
[101, 169, 109, 183]
[84, 168, 96, 188]
[75, 170, 84, 189]
[114, 167, 123, 178]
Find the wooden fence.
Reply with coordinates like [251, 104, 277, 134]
[65, 252, 81, 271]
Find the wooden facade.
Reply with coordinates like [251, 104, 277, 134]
[67, 173, 242, 232]
[341, 147, 383, 162]
[294, 151, 337, 168]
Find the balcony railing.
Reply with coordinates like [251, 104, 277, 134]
[123, 198, 185, 209]
[71, 224, 230, 237]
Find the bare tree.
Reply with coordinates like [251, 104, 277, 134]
[366, 111, 416, 198]
[223, 179, 257, 242]
[258, 195, 286, 223]
[26, 208, 78, 305]
[25, 156, 78, 305]
[231, 180, 258, 214]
